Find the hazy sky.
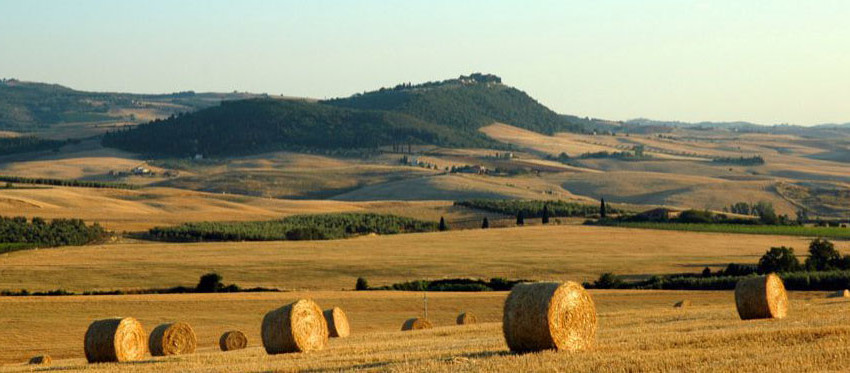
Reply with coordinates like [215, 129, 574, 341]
[2, 0, 849, 125]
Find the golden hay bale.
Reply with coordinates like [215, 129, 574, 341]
[84, 317, 148, 363]
[261, 299, 328, 354]
[323, 307, 350, 338]
[673, 300, 692, 308]
[219, 331, 248, 351]
[456, 312, 478, 325]
[502, 281, 597, 353]
[734, 274, 788, 320]
[401, 318, 433, 331]
[148, 322, 197, 356]
[827, 289, 850, 298]
[27, 355, 51, 365]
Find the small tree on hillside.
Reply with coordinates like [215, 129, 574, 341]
[516, 211, 525, 226]
[757, 246, 801, 274]
[806, 238, 840, 271]
[600, 198, 607, 219]
[482, 217, 490, 229]
[439, 217, 448, 231]
[542, 205, 550, 225]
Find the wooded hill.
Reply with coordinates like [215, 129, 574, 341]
[101, 74, 585, 157]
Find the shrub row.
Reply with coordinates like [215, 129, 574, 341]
[0, 216, 107, 253]
[455, 199, 616, 218]
[145, 213, 438, 242]
[0, 175, 138, 189]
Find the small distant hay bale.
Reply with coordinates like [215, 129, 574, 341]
[734, 274, 788, 320]
[84, 317, 148, 363]
[502, 281, 597, 353]
[219, 331, 248, 351]
[401, 318, 432, 331]
[827, 289, 850, 298]
[456, 312, 477, 325]
[673, 300, 692, 308]
[27, 355, 51, 365]
[323, 307, 350, 338]
[261, 299, 328, 354]
[148, 322, 197, 356]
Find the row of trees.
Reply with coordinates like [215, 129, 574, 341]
[0, 136, 64, 156]
[147, 213, 438, 242]
[0, 216, 106, 251]
[757, 238, 849, 273]
[454, 199, 615, 219]
[0, 175, 137, 190]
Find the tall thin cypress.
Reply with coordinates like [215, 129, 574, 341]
[600, 197, 607, 219]
[516, 211, 525, 226]
[439, 216, 448, 231]
[542, 204, 550, 224]
[482, 217, 490, 229]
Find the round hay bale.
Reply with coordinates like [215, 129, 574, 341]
[261, 299, 328, 354]
[27, 355, 51, 365]
[148, 322, 197, 356]
[502, 281, 597, 353]
[734, 274, 788, 320]
[219, 331, 248, 351]
[456, 312, 478, 325]
[827, 289, 850, 298]
[673, 300, 692, 308]
[401, 318, 432, 331]
[322, 307, 350, 338]
[84, 317, 148, 363]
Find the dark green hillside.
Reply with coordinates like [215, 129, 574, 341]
[101, 74, 585, 157]
[102, 99, 499, 157]
[324, 73, 583, 135]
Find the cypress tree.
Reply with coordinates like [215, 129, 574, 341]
[516, 211, 525, 226]
[542, 204, 550, 224]
[439, 216, 448, 231]
[600, 198, 607, 219]
[482, 217, 490, 229]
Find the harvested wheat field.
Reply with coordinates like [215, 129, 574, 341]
[0, 225, 839, 292]
[0, 290, 849, 371]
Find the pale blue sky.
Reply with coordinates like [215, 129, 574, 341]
[2, 0, 849, 125]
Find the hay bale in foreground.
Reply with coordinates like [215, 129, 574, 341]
[27, 355, 51, 365]
[84, 317, 147, 363]
[262, 299, 328, 354]
[219, 331, 248, 351]
[828, 289, 850, 298]
[673, 300, 692, 308]
[149, 322, 197, 356]
[456, 312, 478, 325]
[734, 274, 788, 320]
[401, 318, 433, 331]
[323, 307, 350, 338]
[502, 281, 597, 353]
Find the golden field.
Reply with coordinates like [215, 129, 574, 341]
[1, 225, 840, 292]
[1, 290, 849, 371]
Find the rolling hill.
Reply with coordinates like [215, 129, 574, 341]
[100, 74, 585, 157]
[0, 78, 255, 133]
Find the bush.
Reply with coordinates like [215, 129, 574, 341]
[806, 238, 840, 271]
[196, 273, 224, 293]
[757, 246, 801, 274]
[593, 273, 623, 289]
[355, 277, 369, 291]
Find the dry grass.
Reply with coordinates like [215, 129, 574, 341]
[0, 225, 843, 293]
[1, 290, 848, 371]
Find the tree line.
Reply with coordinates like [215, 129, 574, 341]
[0, 175, 138, 189]
[0, 216, 107, 253]
[145, 213, 438, 242]
[455, 199, 618, 218]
